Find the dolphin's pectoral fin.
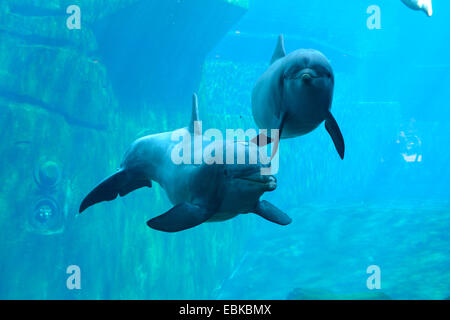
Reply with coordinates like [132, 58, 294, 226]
[254, 200, 292, 226]
[251, 133, 274, 147]
[119, 178, 152, 197]
[251, 113, 286, 146]
[147, 202, 214, 233]
[251, 113, 286, 162]
[250, 133, 280, 162]
[325, 112, 345, 160]
[268, 113, 287, 161]
[271, 34, 286, 65]
[79, 170, 151, 213]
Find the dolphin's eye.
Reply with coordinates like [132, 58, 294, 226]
[317, 67, 332, 80]
[312, 65, 328, 77]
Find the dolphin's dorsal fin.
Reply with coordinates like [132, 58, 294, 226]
[270, 34, 286, 65]
[189, 93, 200, 133]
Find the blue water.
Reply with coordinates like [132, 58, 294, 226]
[0, 0, 449, 300]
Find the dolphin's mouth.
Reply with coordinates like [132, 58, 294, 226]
[301, 73, 313, 82]
[237, 174, 277, 191]
[298, 68, 319, 82]
[285, 68, 319, 80]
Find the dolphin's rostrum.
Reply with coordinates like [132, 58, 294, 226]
[79, 94, 291, 232]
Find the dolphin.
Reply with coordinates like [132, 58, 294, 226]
[251, 34, 345, 160]
[79, 94, 291, 232]
[401, 0, 432, 17]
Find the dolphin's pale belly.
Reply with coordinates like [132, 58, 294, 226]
[281, 84, 330, 138]
[253, 83, 329, 139]
[255, 101, 326, 139]
[204, 192, 260, 222]
[207, 212, 240, 222]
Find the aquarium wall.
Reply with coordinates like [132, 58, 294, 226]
[1, 0, 449, 300]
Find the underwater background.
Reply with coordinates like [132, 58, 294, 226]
[0, 0, 449, 300]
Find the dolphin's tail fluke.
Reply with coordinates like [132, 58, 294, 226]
[79, 169, 151, 213]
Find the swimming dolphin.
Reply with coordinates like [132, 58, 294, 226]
[401, 0, 432, 17]
[79, 94, 291, 232]
[251, 34, 345, 159]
